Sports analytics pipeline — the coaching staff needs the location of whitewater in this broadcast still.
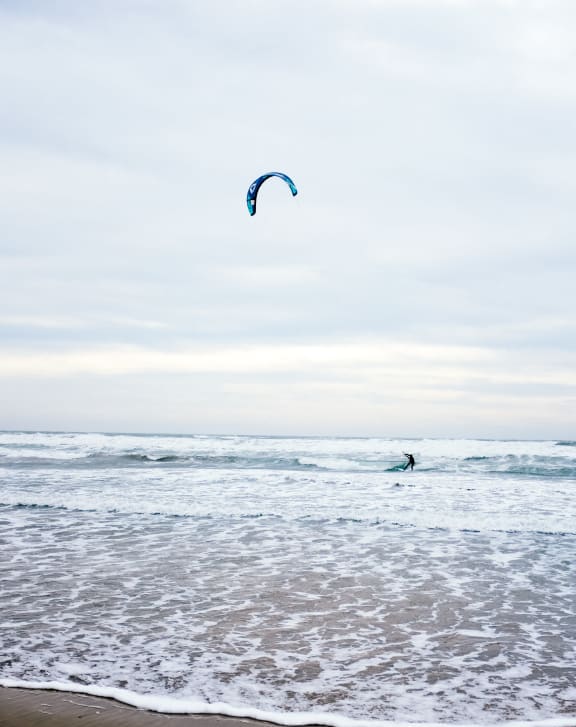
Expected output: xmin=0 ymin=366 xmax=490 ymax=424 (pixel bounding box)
xmin=0 ymin=431 xmax=575 ymax=725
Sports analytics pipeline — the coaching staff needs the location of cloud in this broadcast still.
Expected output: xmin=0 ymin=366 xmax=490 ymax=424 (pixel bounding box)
xmin=1 ymin=339 xmax=574 ymax=392
xmin=1 ymin=339 xmax=574 ymax=438
xmin=0 ymin=315 xmax=167 ymax=330
xmin=1 ymin=0 xmax=575 ymax=435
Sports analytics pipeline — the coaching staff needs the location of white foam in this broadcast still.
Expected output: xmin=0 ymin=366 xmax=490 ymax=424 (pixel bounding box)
xmin=2 ymin=680 xmax=576 ymax=727
xmin=1 ymin=461 xmax=573 ymax=534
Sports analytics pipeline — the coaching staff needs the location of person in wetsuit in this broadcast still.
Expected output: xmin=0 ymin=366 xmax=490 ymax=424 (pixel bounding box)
xmin=403 ymin=453 xmax=415 ymax=471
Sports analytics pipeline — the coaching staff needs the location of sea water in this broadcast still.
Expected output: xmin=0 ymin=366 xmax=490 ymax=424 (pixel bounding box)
xmin=0 ymin=431 xmax=575 ymax=725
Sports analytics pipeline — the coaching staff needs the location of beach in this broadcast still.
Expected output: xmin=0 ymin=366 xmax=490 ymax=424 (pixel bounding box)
xmin=0 ymin=686 xmax=279 ymax=727
xmin=3 ymin=686 xmax=576 ymax=727
xmin=1 ymin=432 xmax=575 ymax=725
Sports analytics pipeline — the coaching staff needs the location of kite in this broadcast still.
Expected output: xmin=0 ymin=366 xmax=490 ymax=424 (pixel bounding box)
xmin=246 ymin=172 xmax=298 ymax=216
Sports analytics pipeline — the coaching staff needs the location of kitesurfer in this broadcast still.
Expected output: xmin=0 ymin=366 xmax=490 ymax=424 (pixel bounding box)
xmin=403 ymin=453 xmax=415 ymax=471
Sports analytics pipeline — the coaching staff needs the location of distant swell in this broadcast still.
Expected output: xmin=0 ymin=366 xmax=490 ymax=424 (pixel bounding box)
xmin=1 ymin=452 xmax=322 ymax=471
xmin=463 ymin=455 xmax=576 ymax=479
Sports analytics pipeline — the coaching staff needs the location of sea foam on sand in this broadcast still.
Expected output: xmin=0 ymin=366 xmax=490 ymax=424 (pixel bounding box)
xmin=2 ymin=680 xmax=576 ymax=727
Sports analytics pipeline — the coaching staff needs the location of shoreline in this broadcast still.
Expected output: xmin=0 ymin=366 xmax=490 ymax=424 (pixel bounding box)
xmin=2 ymin=686 xmax=576 ymax=727
xmin=0 ymin=687 xmax=280 ymax=727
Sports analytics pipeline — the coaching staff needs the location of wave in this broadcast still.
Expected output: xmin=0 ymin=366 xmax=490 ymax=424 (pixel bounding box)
xmin=3 ymin=502 xmax=574 ymax=537
xmin=0 ymin=452 xmax=323 ymax=471
xmin=460 ymin=454 xmax=576 ymax=479
xmin=1 ymin=434 xmax=575 ymax=479
xmin=5 ymin=679 xmax=576 ymax=727
xmin=11 ymin=451 xmax=572 ymax=478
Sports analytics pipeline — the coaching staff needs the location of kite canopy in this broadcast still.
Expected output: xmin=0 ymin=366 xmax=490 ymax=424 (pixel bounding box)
xmin=246 ymin=172 xmax=298 ymax=216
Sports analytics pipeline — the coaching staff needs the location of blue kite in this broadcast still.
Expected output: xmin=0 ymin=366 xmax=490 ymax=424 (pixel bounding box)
xmin=246 ymin=172 xmax=298 ymax=216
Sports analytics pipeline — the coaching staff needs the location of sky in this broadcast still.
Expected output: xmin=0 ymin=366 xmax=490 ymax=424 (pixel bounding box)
xmin=1 ymin=0 xmax=575 ymax=438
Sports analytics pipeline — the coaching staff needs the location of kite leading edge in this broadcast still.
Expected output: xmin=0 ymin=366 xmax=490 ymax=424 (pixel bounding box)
xmin=246 ymin=172 xmax=298 ymax=216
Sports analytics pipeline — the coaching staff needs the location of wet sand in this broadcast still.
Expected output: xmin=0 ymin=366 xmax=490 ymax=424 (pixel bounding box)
xmin=0 ymin=687 xmax=280 ymax=727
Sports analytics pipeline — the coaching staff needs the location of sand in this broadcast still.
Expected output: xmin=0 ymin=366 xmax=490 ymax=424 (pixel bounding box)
xmin=0 ymin=687 xmax=280 ymax=727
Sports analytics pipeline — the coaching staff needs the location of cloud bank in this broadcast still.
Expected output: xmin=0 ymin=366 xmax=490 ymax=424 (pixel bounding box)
xmin=1 ymin=0 xmax=575 ymax=436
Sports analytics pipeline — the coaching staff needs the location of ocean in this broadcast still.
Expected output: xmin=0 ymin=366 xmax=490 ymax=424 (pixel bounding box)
xmin=0 ymin=430 xmax=575 ymax=725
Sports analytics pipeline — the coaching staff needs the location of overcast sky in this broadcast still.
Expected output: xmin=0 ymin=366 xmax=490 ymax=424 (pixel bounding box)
xmin=1 ymin=0 xmax=575 ymax=438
